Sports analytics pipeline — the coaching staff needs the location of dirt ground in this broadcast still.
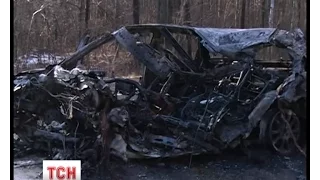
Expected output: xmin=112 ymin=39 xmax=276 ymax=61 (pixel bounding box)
xmin=14 ymin=151 xmax=306 ymax=180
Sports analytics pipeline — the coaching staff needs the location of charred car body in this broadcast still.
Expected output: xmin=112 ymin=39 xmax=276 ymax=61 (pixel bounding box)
xmin=14 ymin=24 xmax=306 ymax=163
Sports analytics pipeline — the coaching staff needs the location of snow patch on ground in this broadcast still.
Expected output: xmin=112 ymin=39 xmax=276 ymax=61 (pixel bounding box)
xmin=19 ymin=53 xmax=65 ymax=65
xmin=17 ymin=51 xmax=66 ymax=68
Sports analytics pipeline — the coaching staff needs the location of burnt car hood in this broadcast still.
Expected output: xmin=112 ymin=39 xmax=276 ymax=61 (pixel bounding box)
xmin=195 ymin=27 xmax=306 ymax=74
xmin=194 ymin=27 xmax=305 ymax=73
xmin=193 ymin=28 xmax=277 ymax=56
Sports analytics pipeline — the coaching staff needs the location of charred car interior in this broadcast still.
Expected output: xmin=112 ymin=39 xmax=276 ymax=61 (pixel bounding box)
xmin=13 ymin=24 xmax=306 ymax=169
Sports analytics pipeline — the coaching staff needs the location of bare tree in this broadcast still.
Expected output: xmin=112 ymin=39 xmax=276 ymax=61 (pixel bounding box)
xmin=157 ymin=0 xmax=170 ymax=23
xmin=157 ymin=0 xmax=163 ymax=23
xmin=79 ymin=0 xmax=85 ymax=38
xmin=217 ymin=0 xmax=221 ymax=25
xmin=298 ymin=0 xmax=302 ymax=28
xmin=13 ymin=0 xmax=307 ymax=74
xmin=85 ymin=0 xmax=90 ymax=30
xmin=290 ymin=0 xmax=296 ymax=29
xmin=114 ymin=0 xmax=120 ymax=28
xmin=199 ymin=0 xmax=203 ymax=26
xmin=240 ymin=0 xmax=246 ymax=28
xmin=261 ymin=0 xmax=268 ymax=27
xmin=183 ymin=0 xmax=191 ymax=25
xmin=183 ymin=0 xmax=191 ymax=55
xmin=133 ymin=0 xmax=140 ymax=24
xmin=268 ymin=0 xmax=275 ymax=27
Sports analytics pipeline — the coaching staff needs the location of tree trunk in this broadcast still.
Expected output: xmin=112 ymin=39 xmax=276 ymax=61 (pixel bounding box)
xmin=261 ymin=0 xmax=269 ymax=27
xmin=224 ymin=0 xmax=233 ymax=27
xmin=132 ymin=0 xmax=141 ymax=70
xmin=157 ymin=0 xmax=169 ymax=23
xmin=183 ymin=0 xmax=191 ymax=55
xmin=168 ymin=0 xmax=173 ymax=24
xmin=246 ymin=0 xmax=251 ymax=27
xmin=133 ymin=0 xmax=140 ymax=24
xmin=234 ymin=0 xmax=238 ymax=27
xmin=85 ymin=0 xmax=90 ymax=30
xmin=96 ymin=1 xmax=104 ymax=18
xmin=268 ymin=0 xmax=275 ymax=59
xmin=172 ymin=0 xmax=181 ymax=12
xmin=115 ymin=0 xmax=119 ymax=19
xmin=14 ymin=34 xmax=18 ymax=63
xmin=217 ymin=0 xmax=221 ymax=26
xmin=169 ymin=0 xmax=181 ymax=24
xmin=268 ymin=0 xmax=274 ymax=27
xmin=240 ymin=0 xmax=246 ymax=28
xmin=290 ymin=0 xmax=295 ymax=30
xmin=105 ymin=0 xmax=109 ymax=20
xmin=78 ymin=0 xmax=86 ymax=38
xmin=54 ymin=16 xmax=59 ymax=41
xmin=183 ymin=0 xmax=191 ymax=25
xmin=200 ymin=0 xmax=203 ymax=26
xmin=298 ymin=0 xmax=302 ymax=28
xmin=114 ymin=0 xmax=120 ymax=27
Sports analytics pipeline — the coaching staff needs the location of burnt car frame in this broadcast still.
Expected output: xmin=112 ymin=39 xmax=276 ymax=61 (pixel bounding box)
xmin=13 ymin=24 xmax=306 ymax=162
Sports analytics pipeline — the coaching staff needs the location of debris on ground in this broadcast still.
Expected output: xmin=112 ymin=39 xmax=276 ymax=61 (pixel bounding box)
xmin=13 ymin=24 xmax=307 ymax=171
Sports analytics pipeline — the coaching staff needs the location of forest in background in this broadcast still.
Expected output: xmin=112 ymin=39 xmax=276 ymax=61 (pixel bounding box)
xmin=13 ymin=0 xmax=307 ymax=75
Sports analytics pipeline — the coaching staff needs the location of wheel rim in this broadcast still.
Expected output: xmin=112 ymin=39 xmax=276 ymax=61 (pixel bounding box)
xmin=269 ymin=110 xmax=300 ymax=155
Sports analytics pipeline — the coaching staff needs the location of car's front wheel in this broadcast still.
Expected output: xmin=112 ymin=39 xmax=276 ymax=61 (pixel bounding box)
xmin=266 ymin=108 xmax=301 ymax=155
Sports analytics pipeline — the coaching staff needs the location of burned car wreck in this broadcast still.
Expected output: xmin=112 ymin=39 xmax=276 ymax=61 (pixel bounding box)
xmin=14 ymin=24 xmax=306 ymax=165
